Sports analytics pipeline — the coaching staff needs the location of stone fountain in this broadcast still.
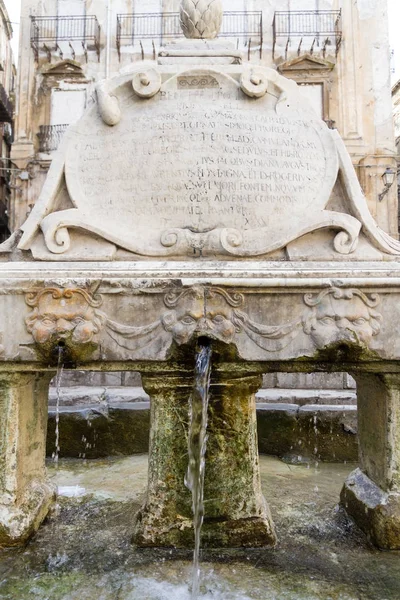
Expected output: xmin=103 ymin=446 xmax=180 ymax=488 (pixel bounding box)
xmin=1 ymin=3 xmax=400 ymax=552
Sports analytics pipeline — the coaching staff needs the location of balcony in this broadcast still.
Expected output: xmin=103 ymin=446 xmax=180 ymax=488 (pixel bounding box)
xmin=37 ymin=124 xmax=69 ymax=153
xmin=273 ymin=10 xmax=342 ymax=60
xmin=116 ymin=11 xmax=263 ymax=59
xmin=30 ymin=16 xmax=101 ymax=62
xmin=0 ymin=83 xmax=13 ymax=123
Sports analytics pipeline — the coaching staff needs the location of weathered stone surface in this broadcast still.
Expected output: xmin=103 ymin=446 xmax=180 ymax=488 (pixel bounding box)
xmin=275 ymin=372 xmax=348 ymax=390
xmin=353 ymin=373 xmax=400 ymax=492
xmin=4 ymin=275 xmax=397 ymax=365
xmin=48 ymin=386 xmax=106 ymax=407
xmin=256 ymin=388 xmax=357 ymax=406
xmin=0 ymin=373 xmax=55 ymax=547
xmin=257 ymin=404 xmax=358 ymax=463
xmin=45 ymin=395 xmax=357 ymax=462
xmin=180 ymin=0 xmax=223 ymax=40
xmin=338 ymin=372 xmax=400 ymax=548
xmin=47 ymin=403 xmax=150 ymax=459
xmin=17 ymin=63 xmax=400 ymax=260
xmin=341 ymin=468 xmax=400 ymax=550
xmin=2 ymin=54 xmax=400 ymax=553
xmin=133 ymin=370 xmax=276 ymax=548
xmin=48 ymin=385 xmax=149 ymax=407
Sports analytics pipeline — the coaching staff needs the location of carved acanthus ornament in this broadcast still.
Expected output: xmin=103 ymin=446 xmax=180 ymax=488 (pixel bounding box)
xmin=180 ymin=0 xmax=223 ymax=39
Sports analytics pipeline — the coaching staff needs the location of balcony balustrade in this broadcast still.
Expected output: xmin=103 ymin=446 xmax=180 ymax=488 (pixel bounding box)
xmin=37 ymin=124 xmax=69 ymax=154
xmin=116 ymin=11 xmax=263 ymax=59
xmin=30 ymin=16 xmax=101 ymax=62
xmin=273 ymin=10 xmax=342 ymax=60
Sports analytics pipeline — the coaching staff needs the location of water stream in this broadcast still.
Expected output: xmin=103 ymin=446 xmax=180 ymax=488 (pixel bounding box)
xmin=185 ymin=341 xmax=212 ymax=599
xmin=52 ymin=345 xmax=65 ymax=466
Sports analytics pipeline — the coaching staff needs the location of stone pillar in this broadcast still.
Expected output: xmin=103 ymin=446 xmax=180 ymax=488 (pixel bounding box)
xmin=0 ymin=373 xmax=55 ymax=547
xmin=133 ymin=369 xmax=276 ymax=548
xmin=341 ymin=373 xmax=400 ymax=549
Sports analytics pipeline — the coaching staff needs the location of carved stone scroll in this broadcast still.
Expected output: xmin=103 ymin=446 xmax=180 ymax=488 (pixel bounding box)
xmin=96 ymin=81 xmax=121 ymax=126
xmin=132 ymin=69 xmax=162 ymax=99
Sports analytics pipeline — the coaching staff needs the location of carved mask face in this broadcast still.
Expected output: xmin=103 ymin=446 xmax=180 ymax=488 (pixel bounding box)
xmin=308 ymin=296 xmax=376 ymax=348
xmin=30 ymin=293 xmax=99 ymax=345
xmin=162 ymin=292 xmax=236 ymax=345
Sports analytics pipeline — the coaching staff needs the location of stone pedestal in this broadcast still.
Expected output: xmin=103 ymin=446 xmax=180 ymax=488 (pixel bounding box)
xmin=133 ymin=369 xmax=276 ymax=548
xmin=341 ymin=373 xmax=400 ymax=549
xmin=0 ymin=373 xmax=55 ymax=547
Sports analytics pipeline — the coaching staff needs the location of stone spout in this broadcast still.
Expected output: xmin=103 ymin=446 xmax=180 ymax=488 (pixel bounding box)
xmin=180 ymin=0 xmax=223 ymax=39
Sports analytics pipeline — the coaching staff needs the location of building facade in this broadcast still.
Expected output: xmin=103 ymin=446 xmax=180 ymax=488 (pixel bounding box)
xmin=10 ymin=0 xmax=398 ymax=238
xmin=0 ymin=1 xmax=15 ymax=242
xmin=392 ymin=78 xmax=400 ymax=231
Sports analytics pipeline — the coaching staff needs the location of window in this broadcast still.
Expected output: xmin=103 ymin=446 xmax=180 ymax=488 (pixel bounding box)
xmin=50 ymin=89 xmax=87 ymax=126
xmin=298 ymin=83 xmax=324 ymax=118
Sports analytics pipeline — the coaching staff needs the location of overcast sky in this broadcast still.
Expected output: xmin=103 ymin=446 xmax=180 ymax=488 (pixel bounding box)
xmin=3 ymin=0 xmax=400 ymax=81
xmin=4 ymin=0 xmax=20 ymax=57
xmin=388 ymin=0 xmax=400 ymax=81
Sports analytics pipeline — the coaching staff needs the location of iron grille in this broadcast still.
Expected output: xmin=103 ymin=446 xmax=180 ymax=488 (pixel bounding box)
xmin=273 ymin=10 xmax=342 ymax=59
xmin=37 ymin=124 xmax=69 ymax=153
xmin=30 ymin=16 xmax=101 ymax=62
xmin=116 ymin=11 xmax=263 ymax=59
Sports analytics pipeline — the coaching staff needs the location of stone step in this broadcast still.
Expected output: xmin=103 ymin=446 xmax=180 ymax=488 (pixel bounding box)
xmin=48 ymin=386 xmax=356 ymax=407
xmin=56 ymin=371 xmax=357 ymax=390
xmin=48 ymin=386 xmax=150 ymax=407
xmin=255 ymin=388 xmax=357 ymax=405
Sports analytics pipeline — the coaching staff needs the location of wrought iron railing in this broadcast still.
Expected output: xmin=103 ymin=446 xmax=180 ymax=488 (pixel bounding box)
xmin=0 ymin=83 xmax=13 ymax=123
xmin=30 ymin=16 xmax=101 ymax=62
xmin=117 ymin=11 xmax=263 ymax=59
xmin=37 ymin=124 xmax=69 ymax=153
xmin=273 ymin=10 xmax=342 ymax=59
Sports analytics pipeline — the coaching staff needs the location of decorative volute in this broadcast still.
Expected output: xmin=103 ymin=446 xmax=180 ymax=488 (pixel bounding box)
xmin=180 ymin=0 xmax=223 ymax=39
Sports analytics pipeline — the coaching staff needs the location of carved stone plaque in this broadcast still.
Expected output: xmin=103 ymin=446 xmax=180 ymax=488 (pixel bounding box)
xmin=25 ymin=64 xmax=400 ymax=258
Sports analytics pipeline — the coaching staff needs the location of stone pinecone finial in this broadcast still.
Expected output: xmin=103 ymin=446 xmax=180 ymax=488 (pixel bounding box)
xmin=180 ymin=0 xmax=223 ymax=39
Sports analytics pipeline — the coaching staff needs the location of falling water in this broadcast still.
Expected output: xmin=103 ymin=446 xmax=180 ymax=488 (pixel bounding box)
xmin=185 ymin=341 xmax=212 ymax=599
xmin=52 ymin=345 xmax=65 ymax=466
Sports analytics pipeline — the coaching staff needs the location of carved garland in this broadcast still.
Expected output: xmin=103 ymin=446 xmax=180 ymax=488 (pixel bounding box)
xmin=24 ymin=286 xmax=383 ymax=357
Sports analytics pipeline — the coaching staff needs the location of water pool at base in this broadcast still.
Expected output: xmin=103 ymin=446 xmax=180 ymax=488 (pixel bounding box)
xmin=0 ymin=455 xmax=399 ymax=600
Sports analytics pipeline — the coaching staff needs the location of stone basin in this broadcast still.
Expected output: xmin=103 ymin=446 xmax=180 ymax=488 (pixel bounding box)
xmin=1 ymin=260 xmax=400 ymax=550
xmin=0 ymin=455 xmax=399 ymax=600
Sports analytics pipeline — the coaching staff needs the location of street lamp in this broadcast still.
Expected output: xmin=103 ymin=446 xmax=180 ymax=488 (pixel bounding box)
xmin=378 ymin=167 xmax=396 ymax=202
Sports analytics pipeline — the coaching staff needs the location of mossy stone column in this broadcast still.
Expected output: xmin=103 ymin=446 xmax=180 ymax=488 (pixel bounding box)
xmin=133 ymin=369 xmax=276 ymax=548
xmin=0 ymin=372 xmax=55 ymax=547
xmin=341 ymin=373 xmax=400 ymax=549
xmin=203 ymin=372 xmax=276 ymax=547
